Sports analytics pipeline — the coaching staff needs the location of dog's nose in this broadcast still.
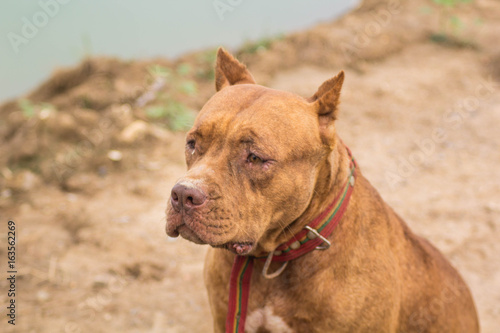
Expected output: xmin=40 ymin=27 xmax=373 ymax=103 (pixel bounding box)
xmin=171 ymin=184 xmax=207 ymax=212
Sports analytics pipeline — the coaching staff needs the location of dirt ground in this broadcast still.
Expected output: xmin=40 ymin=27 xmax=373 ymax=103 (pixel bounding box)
xmin=0 ymin=0 xmax=499 ymax=332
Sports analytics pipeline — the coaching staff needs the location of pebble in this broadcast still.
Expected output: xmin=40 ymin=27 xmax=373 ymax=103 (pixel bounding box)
xmin=118 ymin=120 xmax=149 ymax=143
xmin=37 ymin=290 xmax=50 ymax=302
xmin=107 ymin=150 xmax=123 ymax=161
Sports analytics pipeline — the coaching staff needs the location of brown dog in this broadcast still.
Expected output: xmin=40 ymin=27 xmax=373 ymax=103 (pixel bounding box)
xmin=165 ymin=48 xmax=479 ymax=332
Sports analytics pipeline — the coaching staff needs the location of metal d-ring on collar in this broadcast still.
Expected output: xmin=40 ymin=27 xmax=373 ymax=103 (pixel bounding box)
xmin=262 ymin=226 xmax=331 ymax=279
xmin=304 ymin=225 xmax=331 ymax=250
xmin=262 ymin=250 xmax=288 ymax=279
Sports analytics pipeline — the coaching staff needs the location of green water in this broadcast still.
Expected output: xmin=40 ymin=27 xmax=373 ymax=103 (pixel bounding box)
xmin=0 ymin=0 xmax=358 ymax=103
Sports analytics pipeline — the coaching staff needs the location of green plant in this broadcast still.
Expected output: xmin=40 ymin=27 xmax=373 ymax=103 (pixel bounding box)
xmin=18 ymin=99 xmax=35 ymax=118
xmin=425 ymin=0 xmax=478 ymax=47
xmin=147 ymin=63 xmax=197 ymax=95
xmin=147 ymin=64 xmax=171 ymax=79
xmin=240 ymin=34 xmax=284 ymax=55
xmin=18 ymin=99 xmax=55 ymax=118
xmin=176 ymin=63 xmax=192 ymax=76
xmin=178 ymin=80 xmax=197 ymax=95
xmin=434 ymin=0 xmax=471 ymax=32
xmin=432 ymin=0 xmax=471 ymax=6
xmin=196 ymin=49 xmax=217 ymax=80
xmin=144 ymin=63 xmax=198 ymax=131
xmin=145 ymin=98 xmax=195 ymax=131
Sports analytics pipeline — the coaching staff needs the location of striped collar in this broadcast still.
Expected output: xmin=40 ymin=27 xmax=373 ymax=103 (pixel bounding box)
xmin=225 ymin=146 xmax=357 ymax=333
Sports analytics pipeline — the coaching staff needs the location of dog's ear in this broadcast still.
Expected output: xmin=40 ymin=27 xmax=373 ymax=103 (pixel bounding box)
xmin=308 ymin=71 xmax=345 ymax=146
xmin=215 ymin=48 xmax=256 ymax=92
xmin=309 ymin=70 xmax=344 ymax=119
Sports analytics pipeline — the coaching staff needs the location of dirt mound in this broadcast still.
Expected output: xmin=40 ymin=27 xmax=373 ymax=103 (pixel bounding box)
xmin=0 ymin=55 xmax=216 ymax=203
xmin=235 ymin=0 xmax=487 ymax=82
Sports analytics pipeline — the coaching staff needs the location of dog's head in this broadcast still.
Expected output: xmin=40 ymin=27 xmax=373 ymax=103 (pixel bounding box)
xmin=165 ymin=48 xmax=344 ymax=255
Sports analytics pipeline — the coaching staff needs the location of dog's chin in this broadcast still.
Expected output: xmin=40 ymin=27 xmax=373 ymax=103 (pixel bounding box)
xmin=166 ymin=212 xmax=256 ymax=255
xmin=178 ymin=226 xmax=255 ymax=255
xmin=176 ymin=225 xmax=207 ymax=245
xmin=172 ymin=224 xmax=255 ymax=255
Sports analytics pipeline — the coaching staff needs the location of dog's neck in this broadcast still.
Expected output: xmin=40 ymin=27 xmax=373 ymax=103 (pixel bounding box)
xmin=257 ymin=137 xmax=354 ymax=253
xmin=310 ymin=138 xmax=353 ymax=218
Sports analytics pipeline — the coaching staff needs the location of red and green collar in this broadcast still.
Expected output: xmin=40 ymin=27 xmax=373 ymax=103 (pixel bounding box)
xmin=226 ymin=147 xmax=357 ymax=333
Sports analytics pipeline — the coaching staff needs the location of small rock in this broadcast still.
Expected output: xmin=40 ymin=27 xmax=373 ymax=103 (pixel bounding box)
xmin=38 ymin=108 xmax=53 ymax=120
xmin=37 ymin=290 xmax=50 ymax=302
xmin=46 ymin=112 xmax=80 ymax=139
xmin=57 ymin=113 xmax=78 ymax=131
xmin=107 ymin=150 xmax=123 ymax=161
xmin=118 ymin=120 xmax=149 ymax=144
xmin=485 ymin=202 xmax=500 ymax=213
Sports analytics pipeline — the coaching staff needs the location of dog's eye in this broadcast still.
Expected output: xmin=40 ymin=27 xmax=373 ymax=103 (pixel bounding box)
xmin=186 ymin=140 xmax=196 ymax=151
xmin=247 ymin=153 xmax=263 ymax=164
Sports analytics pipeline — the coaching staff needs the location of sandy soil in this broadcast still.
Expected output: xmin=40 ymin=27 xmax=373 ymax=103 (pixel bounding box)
xmin=0 ymin=0 xmax=499 ymax=332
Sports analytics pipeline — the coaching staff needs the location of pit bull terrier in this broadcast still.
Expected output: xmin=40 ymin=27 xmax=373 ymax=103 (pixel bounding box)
xmin=165 ymin=48 xmax=479 ymax=332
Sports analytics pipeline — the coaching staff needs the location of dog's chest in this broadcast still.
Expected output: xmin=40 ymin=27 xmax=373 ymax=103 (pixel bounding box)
xmin=245 ymin=306 xmax=294 ymax=333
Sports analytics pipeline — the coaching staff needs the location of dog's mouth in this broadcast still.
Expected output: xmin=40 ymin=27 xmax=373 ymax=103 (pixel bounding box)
xmin=173 ymin=224 xmax=206 ymax=244
xmin=177 ymin=225 xmax=255 ymax=255
xmin=178 ymin=224 xmax=255 ymax=255
xmin=167 ymin=215 xmax=255 ymax=255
